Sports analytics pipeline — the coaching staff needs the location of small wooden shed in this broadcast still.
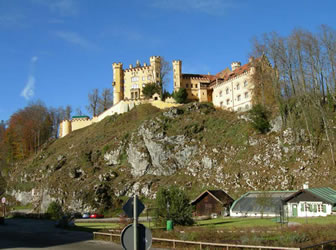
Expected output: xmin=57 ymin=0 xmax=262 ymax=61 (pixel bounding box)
xmin=190 ymin=190 xmax=234 ymax=217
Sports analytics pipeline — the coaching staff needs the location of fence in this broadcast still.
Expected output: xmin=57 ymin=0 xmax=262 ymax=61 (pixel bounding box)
xmin=93 ymin=232 xmax=300 ymax=249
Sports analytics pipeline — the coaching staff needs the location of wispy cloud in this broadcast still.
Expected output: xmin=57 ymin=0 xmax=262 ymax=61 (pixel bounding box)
xmin=32 ymin=0 xmax=78 ymax=16
xmin=21 ymin=56 xmax=38 ymax=100
xmin=54 ymin=31 xmax=97 ymax=50
xmin=149 ymin=0 xmax=237 ymax=15
xmin=0 ymin=13 xmax=25 ymax=28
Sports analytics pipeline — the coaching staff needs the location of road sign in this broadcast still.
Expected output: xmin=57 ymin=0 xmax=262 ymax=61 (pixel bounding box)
xmin=123 ymin=196 xmax=145 ymax=218
xmin=1 ymin=197 xmax=5 ymax=204
xmin=121 ymin=223 xmax=152 ymax=250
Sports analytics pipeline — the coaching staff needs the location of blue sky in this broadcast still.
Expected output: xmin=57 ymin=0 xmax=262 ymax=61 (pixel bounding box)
xmin=1 ymin=0 xmax=336 ymax=121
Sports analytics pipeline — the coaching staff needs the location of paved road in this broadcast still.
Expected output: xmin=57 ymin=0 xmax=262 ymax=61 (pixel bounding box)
xmin=0 ymin=218 xmax=123 ymax=250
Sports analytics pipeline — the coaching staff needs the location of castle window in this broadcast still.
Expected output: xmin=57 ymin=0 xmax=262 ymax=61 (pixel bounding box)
xmin=237 ymin=95 xmax=241 ymax=101
xmin=245 ymin=92 xmax=249 ymax=98
xmin=226 ymin=99 xmax=230 ymax=105
xmin=245 ymin=104 xmax=249 ymax=109
xmin=131 ymin=93 xmax=134 ymax=99
xmin=219 ymin=91 xmax=222 ymax=97
xmin=220 ymin=101 xmax=223 ymax=107
xmin=131 ymin=77 xmax=139 ymax=82
xmin=142 ymin=76 xmax=145 ymax=81
xmin=147 ymin=76 xmax=152 ymax=80
xmin=237 ymin=83 xmax=240 ymax=90
xmin=238 ymin=107 xmax=241 ymax=111
xmin=244 ymin=81 xmax=248 ymax=87
xmin=186 ymin=84 xmax=189 ymax=88
xmin=226 ymin=88 xmax=229 ymax=94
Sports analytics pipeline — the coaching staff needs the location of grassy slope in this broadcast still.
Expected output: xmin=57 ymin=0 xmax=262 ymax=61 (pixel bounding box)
xmin=6 ymin=102 xmax=336 ymax=212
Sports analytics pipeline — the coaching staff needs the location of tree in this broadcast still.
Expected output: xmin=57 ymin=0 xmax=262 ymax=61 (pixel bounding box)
xmin=142 ymin=82 xmax=161 ymax=99
xmin=65 ymin=105 xmax=72 ymax=120
xmin=172 ymin=88 xmax=188 ymax=103
xmin=158 ymin=57 xmax=172 ymax=99
xmin=86 ymin=88 xmax=99 ymax=116
xmin=98 ymin=88 xmax=113 ymax=113
xmin=155 ymin=185 xmax=194 ymax=226
xmin=249 ymin=104 xmax=271 ymax=134
xmin=4 ymin=102 xmax=53 ymax=159
xmin=47 ymin=201 xmax=63 ymax=220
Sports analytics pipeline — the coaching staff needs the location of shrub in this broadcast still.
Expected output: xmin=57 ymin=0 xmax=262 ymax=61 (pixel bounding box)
xmin=155 ymin=185 xmax=194 ymax=226
xmin=249 ymin=104 xmax=271 ymax=134
xmin=142 ymin=83 xmax=161 ymax=99
xmin=172 ymin=88 xmax=188 ymax=104
xmin=47 ymin=201 xmax=63 ymax=220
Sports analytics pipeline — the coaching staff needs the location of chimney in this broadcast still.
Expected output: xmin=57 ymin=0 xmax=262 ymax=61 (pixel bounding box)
xmin=303 ymin=182 xmax=309 ymax=189
xmin=231 ymin=62 xmax=241 ymax=71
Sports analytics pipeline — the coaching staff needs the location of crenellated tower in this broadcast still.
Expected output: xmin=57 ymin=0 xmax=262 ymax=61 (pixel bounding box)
xmin=112 ymin=62 xmax=124 ymax=105
xmin=150 ymin=56 xmax=161 ymax=83
xmin=172 ymin=60 xmax=182 ymax=91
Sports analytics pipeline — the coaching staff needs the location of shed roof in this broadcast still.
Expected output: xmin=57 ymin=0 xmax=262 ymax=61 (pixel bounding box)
xmin=308 ymin=187 xmax=336 ymax=205
xmin=284 ymin=187 xmax=336 ymax=205
xmin=190 ymin=189 xmax=234 ymax=205
xmin=231 ymin=191 xmax=296 ymax=214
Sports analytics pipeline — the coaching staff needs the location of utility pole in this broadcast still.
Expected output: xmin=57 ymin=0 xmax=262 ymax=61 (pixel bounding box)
xmin=133 ymin=194 xmax=138 ymax=250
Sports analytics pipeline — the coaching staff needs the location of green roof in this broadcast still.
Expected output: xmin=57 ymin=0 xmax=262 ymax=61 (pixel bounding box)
xmin=72 ymin=115 xmax=89 ymax=119
xmin=308 ymin=187 xmax=336 ymax=205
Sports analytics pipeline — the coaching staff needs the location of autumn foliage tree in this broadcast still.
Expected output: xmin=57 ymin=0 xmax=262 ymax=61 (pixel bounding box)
xmin=3 ymin=102 xmax=53 ymax=161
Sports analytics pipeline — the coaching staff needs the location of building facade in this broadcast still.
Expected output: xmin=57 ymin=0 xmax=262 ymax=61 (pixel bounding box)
xmin=113 ymin=56 xmax=161 ymax=105
xmin=210 ymin=60 xmax=254 ymax=112
xmin=284 ymin=187 xmax=336 ymax=217
xmin=173 ymin=57 xmax=261 ymax=112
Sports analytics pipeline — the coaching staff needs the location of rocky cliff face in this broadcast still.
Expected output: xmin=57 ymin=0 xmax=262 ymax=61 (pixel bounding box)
xmin=5 ymin=103 xmax=336 ymax=213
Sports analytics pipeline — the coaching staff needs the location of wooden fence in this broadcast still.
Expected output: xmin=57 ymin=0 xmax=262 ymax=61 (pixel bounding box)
xmin=93 ymin=232 xmax=301 ymax=249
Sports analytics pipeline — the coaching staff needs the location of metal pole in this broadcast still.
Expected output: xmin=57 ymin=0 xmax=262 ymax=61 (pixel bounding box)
xmin=134 ymin=194 xmax=138 ymax=250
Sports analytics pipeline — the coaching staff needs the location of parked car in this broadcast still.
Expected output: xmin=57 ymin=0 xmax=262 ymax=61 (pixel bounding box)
xmin=82 ymin=213 xmax=90 ymax=218
xmin=90 ymin=213 xmax=104 ymax=218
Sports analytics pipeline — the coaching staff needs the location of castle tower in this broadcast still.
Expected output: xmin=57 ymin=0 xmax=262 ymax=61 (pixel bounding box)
xmin=59 ymin=120 xmax=71 ymax=138
xmin=150 ymin=56 xmax=161 ymax=83
xmin=173 ymin=60 xmax=182 ymax=91
xmin=112 ymin=62 xmax=124 ymax=105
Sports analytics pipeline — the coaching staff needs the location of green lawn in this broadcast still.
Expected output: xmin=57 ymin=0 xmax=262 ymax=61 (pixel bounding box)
xmin=75 ymin=215 xmax=336 ymax=232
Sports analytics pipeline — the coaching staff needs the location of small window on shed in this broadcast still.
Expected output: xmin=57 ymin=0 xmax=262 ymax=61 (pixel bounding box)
xmin=301 ymin=204 xmax=304 ymax=212
xmin=323 ymin=204 xmax=327 ymax=213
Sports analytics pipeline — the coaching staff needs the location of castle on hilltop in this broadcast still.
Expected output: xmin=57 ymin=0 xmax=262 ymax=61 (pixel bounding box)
xmin=173 ymin=57 xmax=257 ymax=112
xmin=113 ymin=56 xmax=161 ymax=105
xmin=59 ymin=55 xmax=264 ymax=138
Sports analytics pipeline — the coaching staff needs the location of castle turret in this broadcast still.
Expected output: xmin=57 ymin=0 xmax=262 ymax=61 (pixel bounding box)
xmin=150 ymin=56 xmax=161 ymax=83
xmin=59 ymin=120 xmax=71 ymax=138
xmin=231 ymin=62 xmax=241 ymax=71
xmin=173 ymin=60 xmax=182 ymax=91
xmin=112 ymin=62 xmax=124 ymax=105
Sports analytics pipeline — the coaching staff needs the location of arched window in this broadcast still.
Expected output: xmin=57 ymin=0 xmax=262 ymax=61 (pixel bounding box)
xmin=219 ymin=91 xmax=222 ymax=97
xmin=226 ymin=88 xmax=229 ymax=94
xmin=237 ymin=83 xmax=240 ymax=90
xmin=244 ymin=81 xmax=248 ymax=87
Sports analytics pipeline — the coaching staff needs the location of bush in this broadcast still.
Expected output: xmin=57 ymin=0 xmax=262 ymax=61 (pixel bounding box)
xmin=142 ymin=83 xmax=161 ymax=99
xmin=172 ymin=88 xmax=188 ymax=104
xmin=155 ymin=185 xmax=194 ymax=226
xmin=249 ymin=104 xmax=271 ymax=134
xmin=47 ymin=201 xmax=63 ymax=220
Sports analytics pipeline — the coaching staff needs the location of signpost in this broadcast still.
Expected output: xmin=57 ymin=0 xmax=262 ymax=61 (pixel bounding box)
xmin=121 ymin=195 xmax=152 ymax=250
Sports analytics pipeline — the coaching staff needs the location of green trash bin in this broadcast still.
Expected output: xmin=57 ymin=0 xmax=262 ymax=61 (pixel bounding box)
xmin=166 ymin=220 xmax=173 ymax=231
